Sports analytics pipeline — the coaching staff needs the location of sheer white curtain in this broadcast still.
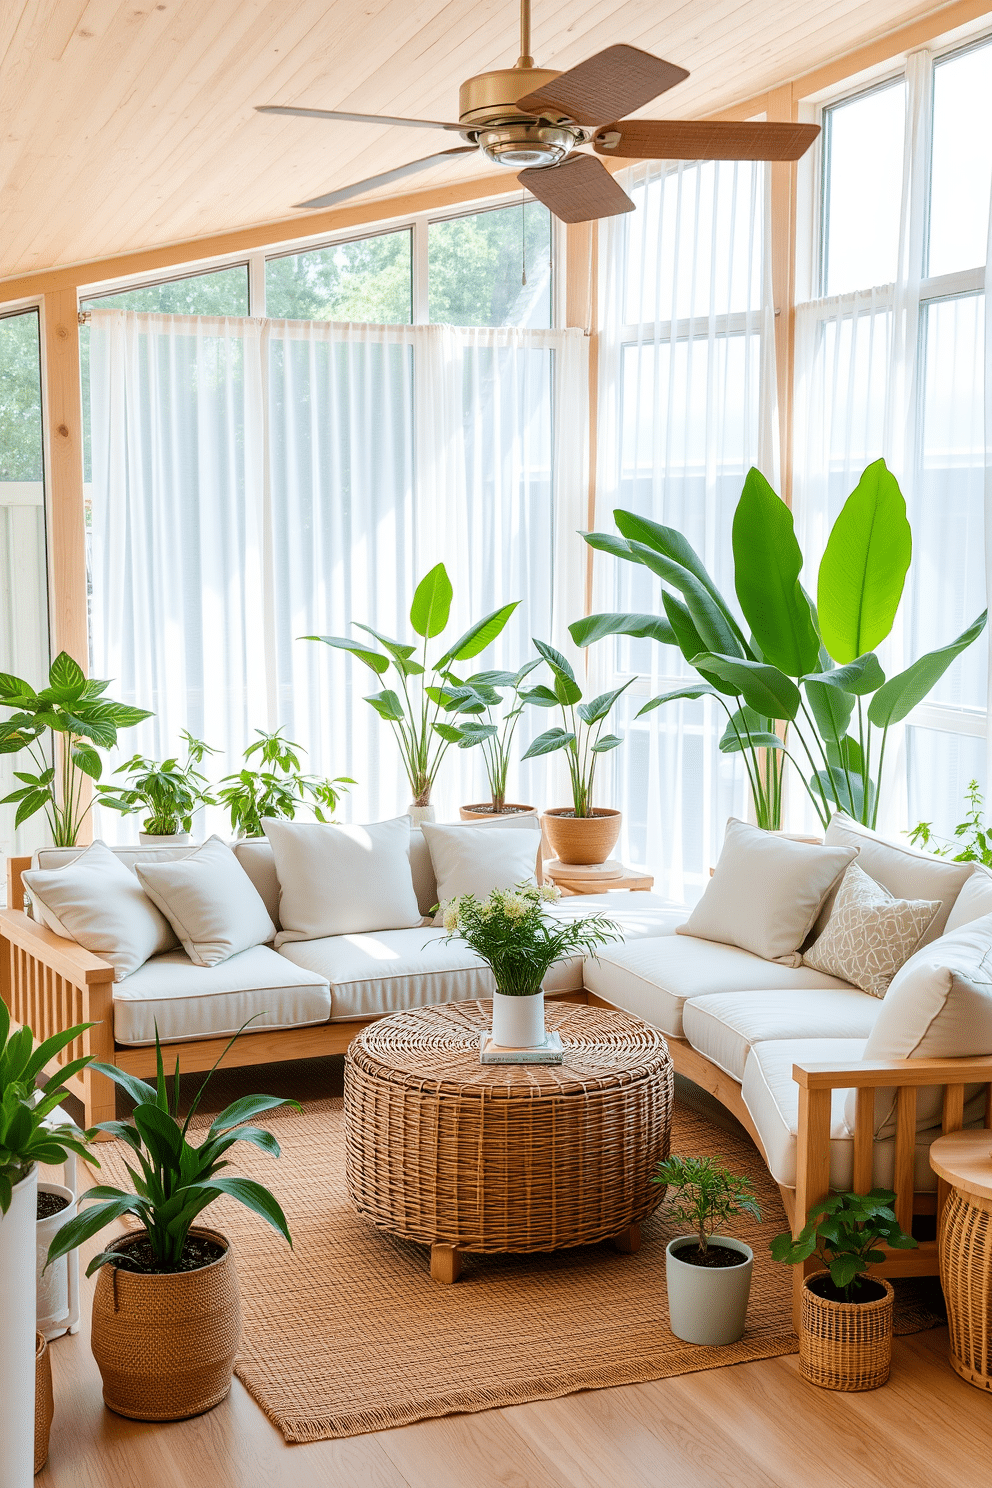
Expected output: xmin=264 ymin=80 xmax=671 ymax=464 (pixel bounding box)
xmin=88 ymin=310 xmax=585 ymax=836
xmin=793 ymin=48 xmax=990 ymax=838
xmin=591 ymin=159 xmax=778 ymax=902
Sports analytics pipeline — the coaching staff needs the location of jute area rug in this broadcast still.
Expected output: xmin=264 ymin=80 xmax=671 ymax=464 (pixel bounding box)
xmin=92 ymin=1076 xmax=942 ymax=1444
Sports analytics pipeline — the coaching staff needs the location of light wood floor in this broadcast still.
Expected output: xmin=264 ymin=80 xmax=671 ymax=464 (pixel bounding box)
xmin=36 ymin=1062 xmax=989 ymax=1488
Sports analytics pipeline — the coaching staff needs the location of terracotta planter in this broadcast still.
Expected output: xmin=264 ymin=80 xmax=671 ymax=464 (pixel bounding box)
xmin=541 ymin=808 xmax=621 ymax=866
xmin=35 ymin=1332 xmax=53 ymax=1475
xmin=799 ymin=1271 xmax=894 ymax=1391
xmin=90 ymin=1227 xmax=241 ymax=1421
xmin=459 ymin=803 xmax=538 ymax=822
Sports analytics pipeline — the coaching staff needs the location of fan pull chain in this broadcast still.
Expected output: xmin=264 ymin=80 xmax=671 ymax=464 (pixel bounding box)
xmin=521 ymin=191 xmax=527 ymax=287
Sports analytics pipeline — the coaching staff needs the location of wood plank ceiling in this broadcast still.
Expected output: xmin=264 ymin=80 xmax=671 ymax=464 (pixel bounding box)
xmin=0 ymin=0 xmax=965 ymax=280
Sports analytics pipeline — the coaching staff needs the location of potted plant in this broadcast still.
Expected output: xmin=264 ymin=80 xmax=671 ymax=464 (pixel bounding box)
xmin=573 ymin=461 xmax=987 ymax=831
xmin=521 ymin=640 xmax=634 ymax=865
xmin=770 ymin=1188 xmax=917 ymax=1390
xmin=304 ymin=563 xmax=518 ymax=821
xmin=439 ymin=882 xmax=620 ymax=1047
xmin=114 ymin=731 xmax=217 ymax=843
xmin=0 ymin=651 xmax=152 ymax=845
xmin=654 ymin=1154 xmax=762 ymax=1346
xmin=444 ymin=661 xmax=541 ymax=819
xmin=36 ymin=1175 xmax=78 ymax=1340
xmin=910 ymin=778 xmax=992 ymax=865
xmin=46 ymin=1027 xmax=298 ymax=1420
xmin=0 ymin=1003 xmax=95 ymax=1484
xmin=215 ymin=727 xmax=353 ymax=838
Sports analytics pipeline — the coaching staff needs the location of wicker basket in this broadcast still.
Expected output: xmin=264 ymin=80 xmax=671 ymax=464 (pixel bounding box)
xmin=800 ymin=1271 xmax=894 ymax=1391
xmin=541 ymin=808 xmax=622 ymax=866
xmin=90 ymin=1227 xmax=241 ymax=1421
xmin=34 ymin=1333 xmax=53 ymax=1475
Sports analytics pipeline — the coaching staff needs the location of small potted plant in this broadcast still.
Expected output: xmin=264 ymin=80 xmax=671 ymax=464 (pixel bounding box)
xmin=521 ymin=640 xmax=634 ymax=865
xmin=46 ymin=1027 xmax=298 ymax=1420
xmin=115 ymin=731 xmax=217 ymax=843
xmin=770 ymin=1189 xmax=917 ymax=1390
xmin=215 ymin=727 xmax=353 ymax=838
xmin=445 ymin=661 xmax=541 ymax=820
xmin=0 ymin=1003 xmax=95 ymax=1483
xmin=654 ymin=1154 xmax=762 ymax=1346
xmin=439 ymin=882 xmax=619 ymax=1047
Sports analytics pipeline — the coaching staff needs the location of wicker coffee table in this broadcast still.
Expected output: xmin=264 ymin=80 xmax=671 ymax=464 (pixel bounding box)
xmin=344 ymin=1000 xmax=673 ymax=1283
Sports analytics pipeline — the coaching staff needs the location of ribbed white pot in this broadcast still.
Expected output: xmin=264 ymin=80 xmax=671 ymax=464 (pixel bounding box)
xmin=138 ymin=831 xmax=192 ymax=845
xmin=665 ymin=1235 xmax=754 ymax=1346
xmin=37 ymin=1181 xmax=77 ymax=1340
xmin=407 ymin=804 xmax=436 ymax=825
xmin=1 ymin=1165 xmax=38 ymax=1488
xmin=491 ymin=990 xmax=545 ymax=1048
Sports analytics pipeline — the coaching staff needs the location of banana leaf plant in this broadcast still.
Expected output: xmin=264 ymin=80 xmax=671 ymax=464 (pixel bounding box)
xmin=435 ymin=659 xmax=541 ymax=811
xmin=574 ymin=460 xmax=987 ymax=830
xmin=0 ymin=652 xmax=153 ymax=846
xmin=519 ymin=639 xmax=635 ymax=817
xmin=304 ymin=564 xmax=518 ymax=808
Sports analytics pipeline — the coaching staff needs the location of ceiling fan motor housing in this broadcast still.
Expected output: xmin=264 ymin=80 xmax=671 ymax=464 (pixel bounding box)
xmin=459 ymin=67 xmax=586 ymax=167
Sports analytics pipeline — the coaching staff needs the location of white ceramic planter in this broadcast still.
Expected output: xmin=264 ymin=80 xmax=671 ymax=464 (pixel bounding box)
xmin=407 ymin=804 xmax=436 ymax=825
xmin=37 ymin=1180 xmax=77 ymax=1340
xmin=1 ymin=1165 xmax=38 ymax=1488
xmin=665 ymin=1234 xmax=754 ymax=1346
xmin=138 ymin=831 xmax=192 ymax=845
xmin=491 ymin=989 xmax=545 ymax=1048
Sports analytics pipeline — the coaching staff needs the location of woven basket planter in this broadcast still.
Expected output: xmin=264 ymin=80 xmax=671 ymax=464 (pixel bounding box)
xmin=34 ymin=1333 xmax=53 ymax=1475
xmin=799 ymin=1271 xmax=894 ymax=1391
xmin=541 ymin=808 xmax=621 ymax=866
xmin=91 ymin=1227 xmax=241 ymax=1421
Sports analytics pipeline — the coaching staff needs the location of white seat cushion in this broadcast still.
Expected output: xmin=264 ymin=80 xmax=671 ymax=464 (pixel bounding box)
xmin=113 ymin=945 xmax=331 ymax=1046
xmin=583 ymin=935 xmax=855 ymax=1039
xmin=740 ymin=1037 xmax=947 ymax=1193
xmin=683 ymin=988 xmax=882 ymax=1081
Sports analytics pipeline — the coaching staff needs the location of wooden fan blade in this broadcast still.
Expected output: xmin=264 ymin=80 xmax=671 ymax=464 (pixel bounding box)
xmin=518 ymin=154 xmax=634 ymax=224
xmin=594 ymin=119 xmax=821 ymax=162
xmin=258 ymin=106 xmax=465 ymax=133
xmin=294 ymin=147 xmax=476 ymax=210
xmin=516 ymin=46 xmax=689 ymax=128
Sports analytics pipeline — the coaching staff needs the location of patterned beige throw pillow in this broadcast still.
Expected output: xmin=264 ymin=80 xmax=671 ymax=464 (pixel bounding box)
xmin=802 ymin=862 xmax=941 ymax=999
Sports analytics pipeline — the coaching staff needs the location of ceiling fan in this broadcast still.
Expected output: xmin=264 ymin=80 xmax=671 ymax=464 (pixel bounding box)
xmin=257 ymin=0 xmax=820 ymax=224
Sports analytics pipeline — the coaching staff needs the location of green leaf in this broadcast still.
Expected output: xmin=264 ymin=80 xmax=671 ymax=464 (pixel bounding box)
xmin=14 ymin=789 xmax=50 ymax=828
xmin=867 ymin=611 xmax=988 ymax=727
xmin=521 ymin=728 xmax=576 ymax=760
xmin=519 ymin=684 xmax=559 ymax=708
xmin=814 ymin=767 xmax=874 ymax=821
xmin=47 ymin=651 xmax=87 ymax=701
xmin=637 ymin=684 xmax=716 ymax=717
xmin=532 ymin=639 xmax=577 ymax=684
xmin=577 ymin=683 xmax=632 ymax=724
xmin=409 ymin=564 xmax=453 ymax=639
xmin=732 ymin=467 xmax=821 ymax=676
xmin=0 ymin=672 xmax=35 ymax=699
xmin=817 ymin=459 xmax=912 ymax=663
xmin=660 ymin=593 xmax=740 ymax=698
xmin=568 ymin=612 xmax=677 ymax=648
xmin=804 ymin=677 xmax=855 ymax=745
xmin=303 ymin=636 xmax=390 ymax=676
xmin=432 ymin=723 xmax=464 ymax=743
xmin=209 ymin=1093 xmax=300 ymax=1135
xmin=363 ymin=688 xmax=406 ymax=722
xmin=72 ymin=744 xmax=103 ymax=780
xmin=612 ymin=509 xmax=734 ymax=622
xmin=351 ymin=624 xmax=417 ymax=662
xmin=804 ymin=653 xmax=886 ymax=696
xmin=439 ymin=602 xmax=519 ymax=663
xmin=451 ymin=722 xmax=498 ymax=747
xmin=626 ymin=542 xmax=745 ymax=659
xmin=591 ymin=733 xmax=623 ymax=753
xmin=692 ymin=655 xmax=800 ymax=721
xmin=185 ymin=1176 xmax=293 ymax=1247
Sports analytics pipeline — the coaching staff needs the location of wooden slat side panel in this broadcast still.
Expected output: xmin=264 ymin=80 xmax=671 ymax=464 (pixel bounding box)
xmin=893 ymin=1086 xmax=916 ymax=1236
xmin=852 ymin=1086 xmax=874 ymax=1193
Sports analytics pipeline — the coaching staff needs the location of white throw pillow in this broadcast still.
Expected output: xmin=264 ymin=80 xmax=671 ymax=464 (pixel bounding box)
xmin=802 ymin=862 xmax=940 ymax=999
xmin=422 ymin=822 xmax=543 ymax=922
xmin=263 ymin=816 xmax=423 ymax=946
xmin=945 ymin=865 xmax=992 ymax=934
xmin=677 ymin=817 xmax=857 ymax=966
xmin=845 ymin=912 xmax=992 ymax=1136
xmin=22 ymin=840 xmax=178 ymax=982
xmin=135 ymin=836 xmax=276 ymax=967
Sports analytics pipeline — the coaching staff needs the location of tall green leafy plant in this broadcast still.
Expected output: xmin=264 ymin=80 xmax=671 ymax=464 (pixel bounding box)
xmin=0 ymin=653 xmax=152 ymax=846
xmin=520 ymin=640 xmax=634 ymax=817
xmin=575 ymin=461 xmax=987 ymax=830
xmin=439 ymin=660 xmax=540 ymax=811
xmin=305 ymin=564 xmax=518 ymax=807
xmin=115 ymin=732 xmax=217 ymax=836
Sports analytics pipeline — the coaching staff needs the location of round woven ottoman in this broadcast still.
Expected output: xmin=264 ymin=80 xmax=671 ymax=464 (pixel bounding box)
xmin=344 ymin=999 xmax=673 ymax=1283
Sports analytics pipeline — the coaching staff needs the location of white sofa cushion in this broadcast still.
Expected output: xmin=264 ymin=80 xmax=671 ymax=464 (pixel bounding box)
xmin=23 ymin=840 xmax=179 ymax=981
xmin=422 ymin=821 xmax=543 ymax=921
xmin=945 ymin=866 xmax=992 ymax=933
xmin=819 ymin=812 xmax=973 ymax=944
xmin=112 ymin=945 xmax=331 ymax=1046
xmin=135 ymin=836 xmax=276 ymax=966
xmin=264 ymin=816 xmax=423 ymax=945
xmin=801 ymin=862 xmax=939 ymax=999
xmin=677 ymin=818 xmax=856 ymax=966
xmin=741 ymin=1037 xmax=945 ymax=1193
xmin=682 ymin=987 xmax=882 ymax=1081
xmin=582 ymin=935 xmax=855 ymax=1039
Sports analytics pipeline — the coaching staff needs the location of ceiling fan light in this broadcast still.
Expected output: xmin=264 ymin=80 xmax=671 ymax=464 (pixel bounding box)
xmin=477 ymin=124 xmax=577 ymax=169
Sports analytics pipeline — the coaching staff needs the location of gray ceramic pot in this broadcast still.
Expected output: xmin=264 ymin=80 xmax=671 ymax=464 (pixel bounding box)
xmin=665 ymin=1235 xmax=754 ymax=1346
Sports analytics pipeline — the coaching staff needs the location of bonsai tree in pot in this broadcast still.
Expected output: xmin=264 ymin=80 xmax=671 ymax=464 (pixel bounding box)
xmin=215 ymin=727 xmax=353 ymax=839
xmin=771 ymin=1188 xmax=917 ymax=1391
xmin=46 ymin=1026 xmax=298 ymax=1420
xmin=521 ymin=639 xmax=634 ymax=865
xmin=443 ymin=660 xmax=541 ymax=819
xmin=654 ymin=1154 xmax=762 ymax=1346
xmin=439 ymin=882 xmax=620 ymax=1048
xmin=114 ymin=731 xmax=217 ymax=842
xmin=304 ymin=563 xmax=518 ymax=821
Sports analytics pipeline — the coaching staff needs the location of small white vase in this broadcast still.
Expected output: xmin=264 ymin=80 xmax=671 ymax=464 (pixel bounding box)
xmin=36 ymin=1181 xmax=77 ymax=1340
xmin=407 ymin=803 xmax=436 ymax=825
xmin=491 ymin=989 xmax=545 ymax=1048
xmin=138 ymin=831 xmax=192 ymax=845
xmin=0 ymin=1165 xmax=38 ymax=1488
xmin=665 ymin=1234 xmax=754 ymax=1346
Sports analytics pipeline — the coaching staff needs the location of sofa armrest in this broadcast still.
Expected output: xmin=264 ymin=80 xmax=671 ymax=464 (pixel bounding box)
xmin=793 ymin=1055 xmax=992 ymax=1089
xmin=0 ymin=907 xmax=115 ymax=985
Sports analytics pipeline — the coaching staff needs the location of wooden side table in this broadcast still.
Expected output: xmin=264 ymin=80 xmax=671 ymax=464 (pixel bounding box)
xmin=545 ymin=859 xmax=655 ymax=895
xmin=930 ymin=1130 xmax=992 ymax=1391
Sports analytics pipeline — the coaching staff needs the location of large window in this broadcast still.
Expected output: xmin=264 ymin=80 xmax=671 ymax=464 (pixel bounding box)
xmin=265 ymin=230 xmax=412 ymax=323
